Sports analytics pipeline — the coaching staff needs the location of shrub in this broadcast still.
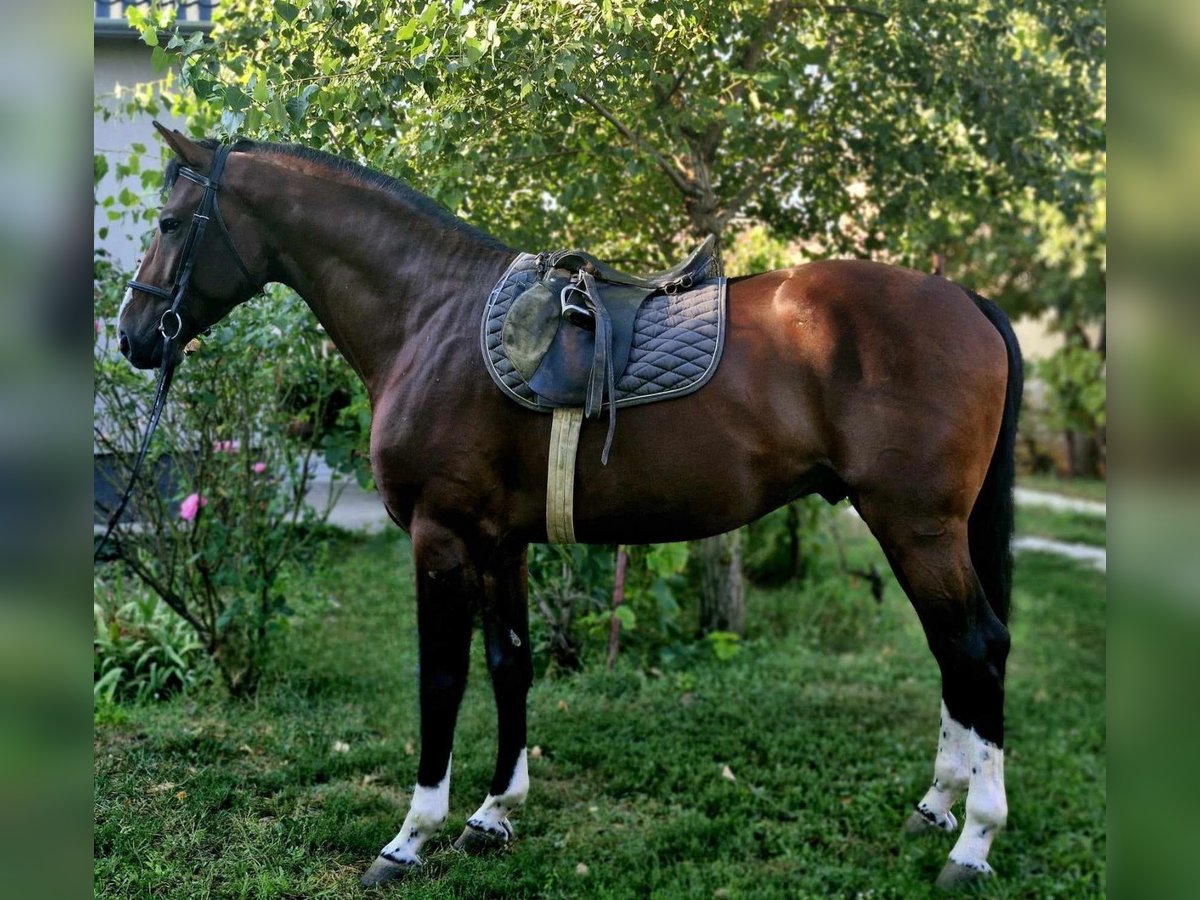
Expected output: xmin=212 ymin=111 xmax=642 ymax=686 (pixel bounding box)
xmin=94 ymin=570 xmax=208 ymax=704
xmin=528 ymin=542 xmax=695 ymax=673
xmin=1036 ymin=342 xmax=1107 ymax=477
xmin=94 ymin=260 xmax=355 ymax=697
xmin=743 ymin=498 xmax=832 ymax=585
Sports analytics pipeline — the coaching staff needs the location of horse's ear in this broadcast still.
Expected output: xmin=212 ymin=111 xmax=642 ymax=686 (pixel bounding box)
xmin=153 ymin=121 xmax=213 ymax=171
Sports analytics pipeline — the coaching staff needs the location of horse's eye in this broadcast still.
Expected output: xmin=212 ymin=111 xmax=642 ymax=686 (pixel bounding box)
xmin=160 ymin=217 xmax=181 ymax=235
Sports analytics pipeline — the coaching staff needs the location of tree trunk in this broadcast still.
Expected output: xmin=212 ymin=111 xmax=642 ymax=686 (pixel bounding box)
xmin=696 ymin=531 xmax=745 ymax=636
xmin=1065 ymin=427 xmax=1103 ymax=479
xmin=606 ymin=546 xmax=629 ymax=670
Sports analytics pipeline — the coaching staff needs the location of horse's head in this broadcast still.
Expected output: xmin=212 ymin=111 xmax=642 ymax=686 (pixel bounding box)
xmin=118 ymin=123 xmax=264 ymax=369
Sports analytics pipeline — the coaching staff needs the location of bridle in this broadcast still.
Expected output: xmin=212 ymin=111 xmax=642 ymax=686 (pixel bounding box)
xmin=126 ymin=143 xmax=256 ymax=335
xmin=95 ymin=142 xmax=258 ymax=560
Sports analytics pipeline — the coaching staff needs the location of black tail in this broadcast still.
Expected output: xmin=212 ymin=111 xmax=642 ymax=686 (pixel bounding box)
xmin=966 ymin=291 xmax=1023 ymax=625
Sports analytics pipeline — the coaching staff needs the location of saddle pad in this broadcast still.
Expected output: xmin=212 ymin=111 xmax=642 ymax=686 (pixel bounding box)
xmin=481 ymin=253 xmax=728 ymax=412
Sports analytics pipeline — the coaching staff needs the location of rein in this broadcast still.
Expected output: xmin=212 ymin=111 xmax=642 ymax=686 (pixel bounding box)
xmin=94 ymin=143 xmax=252 ymax=561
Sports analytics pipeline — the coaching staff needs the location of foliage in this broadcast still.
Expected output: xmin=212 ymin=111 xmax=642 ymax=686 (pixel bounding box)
xmin=528 ymin=542 xmax=695 ymax=673
xmin=94 ymin=531 xmax=1106 ymax=898
xmin=1037 ymin=342 xmax=1107 ymax=435
xmin=743 ymin=498 xmax=831 ymax=585
xmin=94 ymin=256 xmax=350 ymax=696
xmin=527 ymin=544 xmax=613 ymax=674
xmin=132 ymin=1 xmax=1102 ymax=264
xmin=94 ymin=569 xmax=208 ymax=704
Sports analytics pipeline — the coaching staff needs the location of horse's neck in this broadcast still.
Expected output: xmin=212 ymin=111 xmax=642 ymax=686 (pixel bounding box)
xmin=246 ymin=158 xmax=514 ymax=392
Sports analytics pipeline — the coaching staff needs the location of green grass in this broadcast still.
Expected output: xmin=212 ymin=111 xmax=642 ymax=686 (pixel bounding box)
xmin=95 ymin=533 xmax=1105 ymax=898
xmin=1018 ymin=473 xmax=1107 ymax=503
xmin=1016 ymin=505 xmax=1107 ymax=548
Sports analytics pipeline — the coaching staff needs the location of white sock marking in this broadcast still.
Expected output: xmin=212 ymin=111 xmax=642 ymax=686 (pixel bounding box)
xmin=913 ymin=702 xmax=972 ymax=832
xmin=947 ymin=734 xmax=1007 ymax=874
xmin=466 ymin=748 xmax=529 ymax=838
xmin=380 ymin=755 xmax=451 ymax=865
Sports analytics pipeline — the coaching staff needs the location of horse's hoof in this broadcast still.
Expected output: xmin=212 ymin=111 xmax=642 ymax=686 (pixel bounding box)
xmin=452 ymin=822 xmax=511 ymax=854
xmin=934 ymin=859 xmax=992 ymax=891
xmin=360 ymin=854 xmax=418 ymax=888
xmin=904 ymin=808 xmax=956 ymax=836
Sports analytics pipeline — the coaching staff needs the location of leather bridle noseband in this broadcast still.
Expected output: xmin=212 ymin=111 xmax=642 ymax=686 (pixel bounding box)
xmin=95 ymin=143 xmax=258 ymax=560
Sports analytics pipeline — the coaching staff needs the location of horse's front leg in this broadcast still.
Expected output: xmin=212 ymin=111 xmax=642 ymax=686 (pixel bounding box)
xmin=362 ymin=522 xmax=478 ymax=886
xmin=455 ymin=544 xmax=533 ymax=852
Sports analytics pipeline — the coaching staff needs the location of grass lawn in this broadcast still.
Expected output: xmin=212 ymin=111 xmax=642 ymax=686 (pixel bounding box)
xmin=95 ymin=532 xmax=1105 ymax=898
xmin=1018 ymin=474 xmax=1107 ymax=504
xmin=1015 ymin=506 xmax=1107 ymax=548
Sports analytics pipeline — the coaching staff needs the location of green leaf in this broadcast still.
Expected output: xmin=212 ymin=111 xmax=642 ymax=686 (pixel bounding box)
xmin=151 ymin=46 xmax=170 ymax=73
xmin=613 ymin=605 xmax=637 ymax=631
xmin=284 ymin=95 xmax=309 ymax=126
xmin=139 ymin=25 xmax=158 ymax=48
xmin=224 ymin=85 xmax=250 ymax=113
xmin=275 ymin=1 xmax=300 ymax=23
xmin=646 ymin=542 xmax=688 ymax=577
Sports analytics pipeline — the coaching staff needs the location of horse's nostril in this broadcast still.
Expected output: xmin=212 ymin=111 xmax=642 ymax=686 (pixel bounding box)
xmin=118 ymin=331 xmax=131 ymax=357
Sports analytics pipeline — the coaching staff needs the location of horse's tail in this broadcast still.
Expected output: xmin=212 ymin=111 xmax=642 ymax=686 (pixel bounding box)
xmin=966 ymin=290 xmax=1023 ymax=625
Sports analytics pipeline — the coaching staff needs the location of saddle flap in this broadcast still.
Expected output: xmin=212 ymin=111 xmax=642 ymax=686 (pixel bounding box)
xmin=501 ymin=276 xmax=568 ymax=382
xmin=527 ymin=319 xmax=594 ymax=406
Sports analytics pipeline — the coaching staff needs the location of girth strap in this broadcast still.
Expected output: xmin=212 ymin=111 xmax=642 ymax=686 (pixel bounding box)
xmin=546 ymin=407 xmax=584 ymax=544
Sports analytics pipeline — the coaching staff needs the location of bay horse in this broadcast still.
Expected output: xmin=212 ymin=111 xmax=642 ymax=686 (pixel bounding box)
xmin=117 ymin=125 xmax=1022 ymax=890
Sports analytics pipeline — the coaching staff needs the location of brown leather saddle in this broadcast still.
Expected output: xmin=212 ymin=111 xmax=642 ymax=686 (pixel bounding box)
xmin=501 ymin=235 xmax=719 ymax=462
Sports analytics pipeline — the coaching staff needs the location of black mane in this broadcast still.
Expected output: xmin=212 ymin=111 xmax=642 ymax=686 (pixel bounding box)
xmin=165 ymin=137 xmax=507 ymax=251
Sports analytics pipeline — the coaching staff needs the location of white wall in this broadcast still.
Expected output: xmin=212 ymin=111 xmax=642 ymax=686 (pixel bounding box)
xmin=94 ymin=36 xmax=185 ymax=271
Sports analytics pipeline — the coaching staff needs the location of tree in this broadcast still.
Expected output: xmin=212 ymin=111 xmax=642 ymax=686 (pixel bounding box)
xmin=118 ymin=0 xmax=1105 ymax=626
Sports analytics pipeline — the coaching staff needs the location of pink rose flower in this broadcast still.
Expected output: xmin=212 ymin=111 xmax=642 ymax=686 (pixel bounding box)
xmin=252 ymin=461 xmax=267 ymax=474
xmin=179 ymin=492 xmax=208 ymax=521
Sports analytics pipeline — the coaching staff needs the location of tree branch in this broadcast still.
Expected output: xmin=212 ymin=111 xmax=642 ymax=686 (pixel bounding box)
xmin=575 ymin=91 xmax=700 ymax=199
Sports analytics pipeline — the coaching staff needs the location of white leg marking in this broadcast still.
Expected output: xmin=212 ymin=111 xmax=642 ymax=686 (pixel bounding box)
xmin=913 ymin=702 xmax=972 ymax=832
xmin=947 ymin=733 xmax=1007 ymax=874
xmin=379 ymin=756 xmax=451 ymax=865
xmin=466 ymin=748 xmax=529 ymax=839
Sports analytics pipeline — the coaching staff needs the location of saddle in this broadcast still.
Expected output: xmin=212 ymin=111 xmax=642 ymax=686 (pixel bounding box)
xmin=501 ymin=235 xmax=719 ymax=463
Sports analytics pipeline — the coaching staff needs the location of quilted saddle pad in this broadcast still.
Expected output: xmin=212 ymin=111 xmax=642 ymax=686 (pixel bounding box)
xmin=481 ymin=252 xmax=728 ymax=412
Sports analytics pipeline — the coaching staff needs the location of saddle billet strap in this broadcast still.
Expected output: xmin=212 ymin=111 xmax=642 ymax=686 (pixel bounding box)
xmin=577 ymin=272 xmax=618 ymax=465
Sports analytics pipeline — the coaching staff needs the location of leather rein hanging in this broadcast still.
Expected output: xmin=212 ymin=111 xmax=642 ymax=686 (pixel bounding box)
xmin=95 ymin=143 xmax=254 ymax=561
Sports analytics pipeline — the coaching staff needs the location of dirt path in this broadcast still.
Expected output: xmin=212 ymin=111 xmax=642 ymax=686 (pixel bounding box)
xmin=1014 ymin=487 xmax=1106 ymax=517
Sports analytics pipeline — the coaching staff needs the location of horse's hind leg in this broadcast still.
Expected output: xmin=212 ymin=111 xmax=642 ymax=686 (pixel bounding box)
xmin=455 ymin=544 xmax=533 ymax=852
xmin=857 ymin=496 xmax=1010 ymax=888
xmin=362 ymin=521 xmax=478 ymax=886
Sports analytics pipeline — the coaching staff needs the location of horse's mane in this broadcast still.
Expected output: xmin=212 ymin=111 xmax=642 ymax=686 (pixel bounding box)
xmin=164 ymin=136 xmax=508 ymax=251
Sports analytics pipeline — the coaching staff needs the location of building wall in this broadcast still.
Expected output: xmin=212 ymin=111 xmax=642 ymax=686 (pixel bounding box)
xmin=94 ymin=36 xmax=185 ymax=271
